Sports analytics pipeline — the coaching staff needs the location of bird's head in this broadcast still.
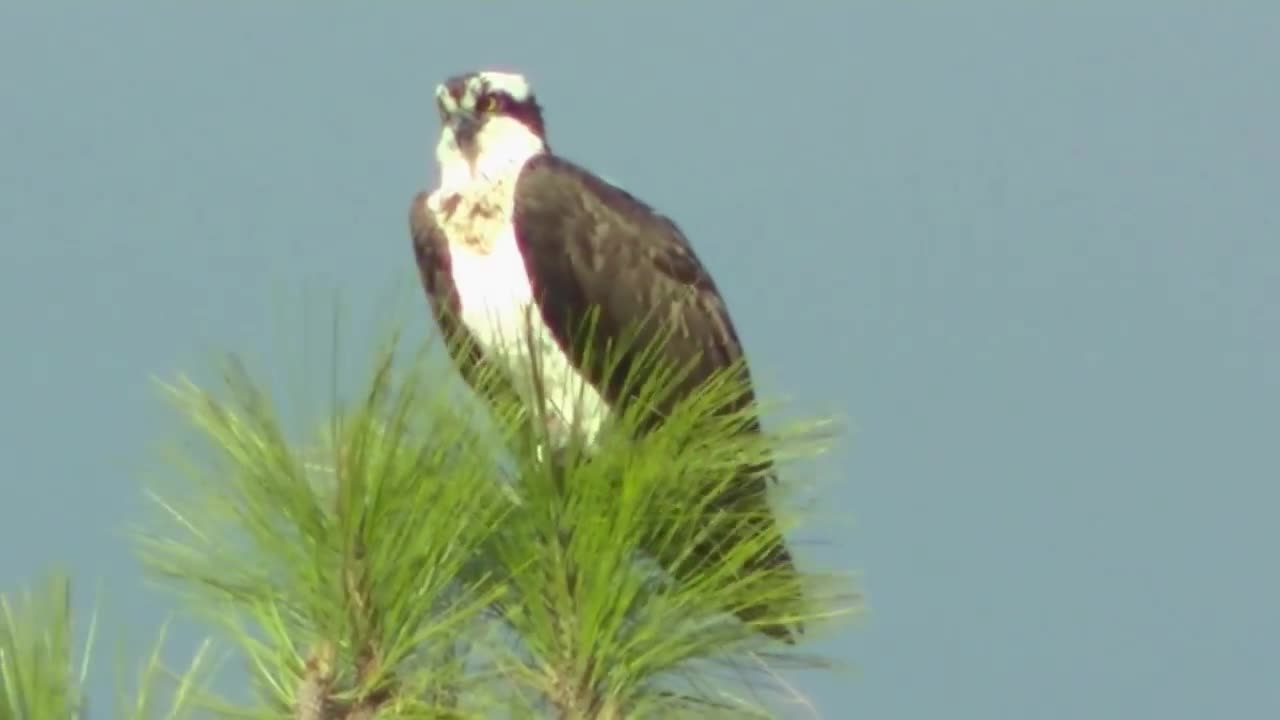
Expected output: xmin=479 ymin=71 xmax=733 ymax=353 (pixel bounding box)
xmin=434 ymin=70 xmax=548 ymax=187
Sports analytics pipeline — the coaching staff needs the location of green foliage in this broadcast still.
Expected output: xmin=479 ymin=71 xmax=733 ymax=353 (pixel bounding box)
xmin=132 ymin=320 xmax=854 ymax=717
xmin=0 ymin=312 xmax=853 ymax=719
xmin=0 ymin=576 xmax=210 ymax=720
xmin=137 ymin=335 xmax=515 ymax=718
xmin=469 ymin=319 xmax=849 ymax=717
xmin=0 ymin=575 xmax=85 ymax=720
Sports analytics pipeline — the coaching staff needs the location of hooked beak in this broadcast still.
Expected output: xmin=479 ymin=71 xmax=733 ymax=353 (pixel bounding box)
xmin=447 ymin=111 xmax=480 ymax=145
xmin=436 ymin=80 xmax=480 ymax=146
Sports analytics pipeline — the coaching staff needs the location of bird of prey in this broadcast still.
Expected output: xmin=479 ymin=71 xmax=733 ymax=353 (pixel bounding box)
xmin=408 ymin=70 xmax=801 ymax=641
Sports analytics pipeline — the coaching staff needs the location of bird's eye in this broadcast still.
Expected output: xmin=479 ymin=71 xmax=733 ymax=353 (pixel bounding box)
xmin=479 ymin=95 xmax=502 ymax=113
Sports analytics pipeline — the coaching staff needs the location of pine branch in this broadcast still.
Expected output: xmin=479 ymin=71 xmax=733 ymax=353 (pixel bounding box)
xmin=132 ymin=315 xmax=859 ymax=718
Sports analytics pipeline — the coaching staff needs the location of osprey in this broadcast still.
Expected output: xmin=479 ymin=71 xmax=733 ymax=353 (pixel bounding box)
xmin=409 ymin=70 xmax=801 ymax=641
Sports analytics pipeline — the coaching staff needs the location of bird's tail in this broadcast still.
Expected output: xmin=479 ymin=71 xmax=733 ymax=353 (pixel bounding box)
xmin=735 ymin=530 xmax=804 ymax=642
xmin=666 ymin=470 xmax=806 ymax=643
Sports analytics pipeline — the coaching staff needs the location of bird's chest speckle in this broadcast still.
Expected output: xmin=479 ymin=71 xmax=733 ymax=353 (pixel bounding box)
xmin=431 ymin=182 xmax=611 ymax=447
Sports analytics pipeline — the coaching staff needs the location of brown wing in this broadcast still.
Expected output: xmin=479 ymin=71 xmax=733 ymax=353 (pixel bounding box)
xmin=509 ymin=155 xmax=757 ymax=427
xmin=510 ymin=156 xmax=802 ymax=642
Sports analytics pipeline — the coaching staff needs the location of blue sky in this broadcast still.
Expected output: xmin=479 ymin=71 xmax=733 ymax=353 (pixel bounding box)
xmin=2 ymin=2 xmax=1277 ymax=717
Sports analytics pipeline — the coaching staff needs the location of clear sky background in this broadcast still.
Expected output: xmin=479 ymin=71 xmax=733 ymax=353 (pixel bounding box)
xmin=2 ymin=2 xmax=1277 ymax=717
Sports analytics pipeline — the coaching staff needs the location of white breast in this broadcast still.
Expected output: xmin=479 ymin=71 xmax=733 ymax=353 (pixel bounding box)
xmin=432 ymin=189 xmax=612 ymax=449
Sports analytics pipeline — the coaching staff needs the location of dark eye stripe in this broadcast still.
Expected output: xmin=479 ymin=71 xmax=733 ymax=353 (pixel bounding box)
xmin=470 ymin=89 xmax=546 ymax=140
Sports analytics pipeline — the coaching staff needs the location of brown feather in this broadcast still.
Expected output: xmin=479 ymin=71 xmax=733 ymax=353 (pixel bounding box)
xmin=510 ymin=156 xmax=803 ymax=642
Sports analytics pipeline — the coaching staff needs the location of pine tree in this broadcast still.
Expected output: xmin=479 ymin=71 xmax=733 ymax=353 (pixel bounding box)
xmin=3 ymin=322 xmax=856 ymax=719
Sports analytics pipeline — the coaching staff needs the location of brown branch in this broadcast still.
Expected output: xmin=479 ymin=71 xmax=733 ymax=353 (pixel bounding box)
xmin=548 ymin=673 xmax=624 ymax=720
xmin=295 ymin=642 xmax=335 ymax=720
